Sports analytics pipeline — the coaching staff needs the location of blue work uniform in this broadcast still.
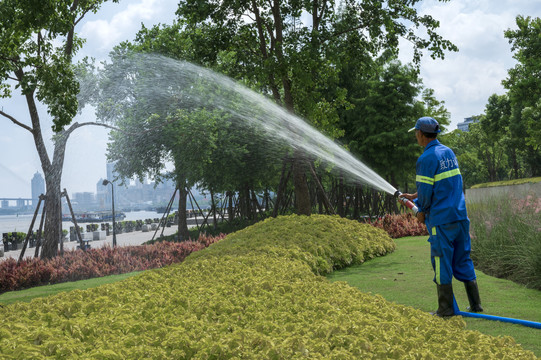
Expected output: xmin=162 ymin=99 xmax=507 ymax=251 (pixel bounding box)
xmin=413 ymin=139 xmax=476 ymax=285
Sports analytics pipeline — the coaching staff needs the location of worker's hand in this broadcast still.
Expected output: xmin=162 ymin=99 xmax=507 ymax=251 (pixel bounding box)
xmin=400 ymin=192 xmax=417 ymax=201
xmin=416 ymin=211 xmax=425 ymax=224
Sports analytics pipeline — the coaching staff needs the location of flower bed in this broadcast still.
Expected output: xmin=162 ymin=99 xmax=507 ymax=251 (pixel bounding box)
xmin=0 ymin=215 xmax=535 ymax=359
xmin=0 ymin=233 xmax=224 ymax=293
xmin=368 ymin=213 xmax=428 ymax=238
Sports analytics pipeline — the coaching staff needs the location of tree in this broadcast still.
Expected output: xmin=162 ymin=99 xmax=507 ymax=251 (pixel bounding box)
xmin=127 ymin=23 xmax=285 ymax=219
xmin=89 ymin=46 xmax=200 ymax=240
xmin=442 ymin=129 xmax=486 ymax=188
xmin=340 ymin=57 xmax=450 ymax=190
xmin=480 ymin=94 xmax=511 ymax=181
xmin=503 ymin=15 xmax=541 ymax=175
xmin=0 ymin=0 xmax=118 ymax=259
xmin=106 ymin=108 xmax=224 ymax=241
xmin=521 ymin=100 xmax=541 ymax=150
xmin=175 ymin=0 xmax=458 ymax=215
xmin=420 ymin=88 xmax=451 ymax=125
xmin=91 ymin=47 xmax=281 ymax=235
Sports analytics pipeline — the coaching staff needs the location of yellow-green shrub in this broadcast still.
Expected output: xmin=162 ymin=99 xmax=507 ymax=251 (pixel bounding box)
xmin=0 ymin=215 xmax=536 ymax=359
xmin=186 ymin=214 xmax=395 ymax=274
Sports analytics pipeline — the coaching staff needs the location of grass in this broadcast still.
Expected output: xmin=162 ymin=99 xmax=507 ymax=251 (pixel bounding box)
xmin=0 ymin=271 xmax=141 ymax=305
xmin=327 ymin=236 xmax=541 ymax=357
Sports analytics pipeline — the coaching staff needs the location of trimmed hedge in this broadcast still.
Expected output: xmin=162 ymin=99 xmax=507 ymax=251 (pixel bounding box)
xmin=470 ymin=177 xmax=541 ymax=189
xmin=0 ymin=215 xmax=536 ymax=359
xmin=0 ymin=234 xmax=224 ymax=293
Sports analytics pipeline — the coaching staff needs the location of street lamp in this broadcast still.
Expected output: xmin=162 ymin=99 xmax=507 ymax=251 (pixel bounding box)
xmin=102 ymin=179 xmax=117 ymax=247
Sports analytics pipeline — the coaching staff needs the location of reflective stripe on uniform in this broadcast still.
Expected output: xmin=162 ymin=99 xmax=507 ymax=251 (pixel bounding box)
xmin=435 ymin=256 xmax=441 ymax=285
xmin=434 ymin=168 xmax=461 ymax=182
xmin=416 ymin=175 xmax=434 ymax=185
xmin=432 ymin=227 xmax=437 ymax=236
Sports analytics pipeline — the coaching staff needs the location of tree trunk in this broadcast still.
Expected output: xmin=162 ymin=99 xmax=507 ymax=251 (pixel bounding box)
xmin=486 ymin=150 xmax=496 ymax=182
xmin=511 ymin=147 xmax=519 ymax=179
xmin=264 ymin=189 xmax=269 ymax=213
xmin=40 ymin=177 xmax=62 ymax=259
xmin=40 ymin=132 xmax=69 ymax=260
xmin=211 ymin=190 xmax=218 ymax=230
xmin=177 ymin=185 xmax=190 ymax=241
xmin=293 ymin=156 xmax=311 ymax=215
xmin=337 ymin=178 xmax=344 ymax=217
xmin=353 ymin=186 xmax=360 ymax=220
xmin=308 ymin=163 xmax=334 ymax=215
xmin=227 ymin=191 xmax=234 ymax=222
xmin=242 ymin=184 xmax=251 ymax=219
xmin=273 ymin=160 xmax=292 ymax=217
xmin=270 ymin=0 xmax=311 ymax=216
xmin=251 ymin=190 xmax=263 ymax=219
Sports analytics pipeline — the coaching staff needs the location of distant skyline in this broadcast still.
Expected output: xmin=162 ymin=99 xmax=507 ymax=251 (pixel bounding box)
xmin=1 ymin=0 xmax=539 ymax=198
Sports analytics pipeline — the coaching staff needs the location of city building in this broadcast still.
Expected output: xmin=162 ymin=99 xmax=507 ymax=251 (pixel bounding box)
xmin=31 ymin=171 xmax=45 ymax=205
xmin=106 ymin=162 xmax=118 ymax=182
xmin=56 ymin=162 xmax=180 ymax=213
xmin=457 ymin=117 xmax=479 ymax=132
xmin=72 ymin=192 xmax=96 ymax=208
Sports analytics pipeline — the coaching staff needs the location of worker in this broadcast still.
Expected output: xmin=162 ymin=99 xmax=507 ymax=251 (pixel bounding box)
xmin=399 ymin=116 xmax=483 ymax=317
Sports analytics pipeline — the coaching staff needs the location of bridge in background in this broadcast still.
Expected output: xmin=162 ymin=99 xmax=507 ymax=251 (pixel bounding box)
xmin=0 ymin=198 xmax=34 ymax=208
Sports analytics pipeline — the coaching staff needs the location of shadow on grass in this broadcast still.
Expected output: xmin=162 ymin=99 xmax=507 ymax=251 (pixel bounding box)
xmin=328 ymin=236 xmax=541 ymax=357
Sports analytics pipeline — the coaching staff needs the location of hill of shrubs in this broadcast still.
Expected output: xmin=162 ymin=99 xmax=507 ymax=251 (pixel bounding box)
xmin=0 ymin=215 xmax=535 ymax=358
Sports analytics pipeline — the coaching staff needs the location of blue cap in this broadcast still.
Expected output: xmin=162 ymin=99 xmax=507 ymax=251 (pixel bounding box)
xmin=408 ymin=117 xmax=441 ymax=133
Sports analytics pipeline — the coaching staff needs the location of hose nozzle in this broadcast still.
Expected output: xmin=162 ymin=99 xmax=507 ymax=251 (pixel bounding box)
xmin=394 ymin=190 xmax=419 ymax=215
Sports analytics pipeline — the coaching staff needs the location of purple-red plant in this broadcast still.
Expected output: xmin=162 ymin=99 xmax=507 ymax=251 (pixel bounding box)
xmin=367 ymin=213 xmax=428 ymax=238
xmin=0 ymin=234 xmax=225 ymax=293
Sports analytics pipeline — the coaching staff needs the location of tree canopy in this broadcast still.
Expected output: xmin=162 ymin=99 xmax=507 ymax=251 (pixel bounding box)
xmin=0 ymin=0 xmax=118 ymax=132
xmin=339 ymin=56 xmax=450 ymax=189
xmin=503 ymin=15 xmax=541 ymax=169
xmin=0 ymin=0 xmax=118 ymax=259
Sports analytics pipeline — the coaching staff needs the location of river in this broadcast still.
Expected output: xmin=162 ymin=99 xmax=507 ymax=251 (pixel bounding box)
xmin=0 ymin=210 xmax=164 ymax=235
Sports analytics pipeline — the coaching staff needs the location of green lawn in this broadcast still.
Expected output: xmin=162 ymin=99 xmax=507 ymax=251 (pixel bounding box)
xmin=327 ymin=236 xmax=541 ymax=357
xmin=0 ymin=271 xmax=142 ymax=305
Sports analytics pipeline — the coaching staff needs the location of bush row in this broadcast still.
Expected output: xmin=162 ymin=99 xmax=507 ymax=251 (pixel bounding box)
xmin=187 ymin=214 xmax=396 ymax=275
xmin=367 ymin=213 xmax=428 ymax=238
xmin=0 ymin=233 xmax=224 ymax=293
xmin=0 ymin=215 xmax=535 ymax=359
xmin=1 ymin=232 xmax=27 ymax=244
xmin=188 ymin=212 xmax=428 ymax=242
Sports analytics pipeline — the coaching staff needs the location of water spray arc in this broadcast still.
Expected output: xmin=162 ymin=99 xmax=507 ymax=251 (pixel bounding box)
xmin=96 ymin=54 xmax=541 ymax=330
xmin=95 ymin=53 xmax=398 ymax=197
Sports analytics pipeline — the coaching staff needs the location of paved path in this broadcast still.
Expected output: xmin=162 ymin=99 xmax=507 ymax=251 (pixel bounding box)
xmin=1 ymin=225 xmax=180 ymax=262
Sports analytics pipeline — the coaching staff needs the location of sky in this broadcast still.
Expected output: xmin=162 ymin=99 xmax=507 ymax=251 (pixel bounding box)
xmin=0 ymin=0 xmax=539 ymax=199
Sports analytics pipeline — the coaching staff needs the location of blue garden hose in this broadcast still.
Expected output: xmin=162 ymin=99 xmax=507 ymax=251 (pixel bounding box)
xmin=452 ymin=297 xmax=541 ymax=329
